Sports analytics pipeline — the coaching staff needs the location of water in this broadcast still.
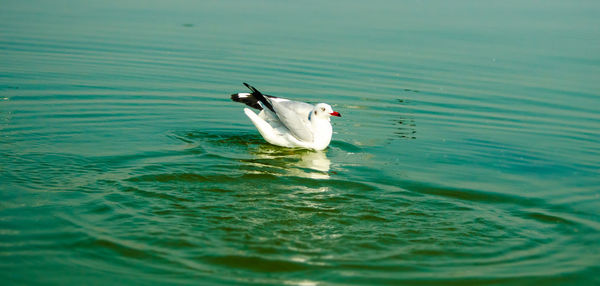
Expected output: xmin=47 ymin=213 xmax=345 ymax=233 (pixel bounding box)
xmin=1 ymin=0 xmax=599 ymax=284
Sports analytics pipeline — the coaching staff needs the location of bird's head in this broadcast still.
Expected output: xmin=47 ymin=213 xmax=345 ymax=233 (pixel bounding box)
xmin=312 ymin=103 xmax=341 ymax=119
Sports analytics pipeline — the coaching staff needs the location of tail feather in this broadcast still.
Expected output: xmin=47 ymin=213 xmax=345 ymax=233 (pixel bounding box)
xmin=243 ymin=83 xmax=275 ymax=113
xmin=231 ymin=93 xmax=262 ymax=110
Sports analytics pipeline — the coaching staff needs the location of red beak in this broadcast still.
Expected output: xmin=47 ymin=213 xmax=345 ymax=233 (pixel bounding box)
xmin=330 ymin=111 xmax=341 ymax=117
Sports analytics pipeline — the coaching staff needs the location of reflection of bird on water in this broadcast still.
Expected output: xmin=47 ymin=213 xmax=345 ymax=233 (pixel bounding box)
xmin=252 ymin=145 xmax=331 ymax=179
xmin=170 ymin=130 xmax=332 ymax=179
xmin=295 ymin=150 xmax=330 ymax=173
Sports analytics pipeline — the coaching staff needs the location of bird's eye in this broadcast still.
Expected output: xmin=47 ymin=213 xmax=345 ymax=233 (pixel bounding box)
xmin=321 ymin=107 xmax=325 ymax=111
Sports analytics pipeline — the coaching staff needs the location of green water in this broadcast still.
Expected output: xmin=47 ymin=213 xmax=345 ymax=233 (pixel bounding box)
xmin=1 ymin=0 xmax=599 ymax=284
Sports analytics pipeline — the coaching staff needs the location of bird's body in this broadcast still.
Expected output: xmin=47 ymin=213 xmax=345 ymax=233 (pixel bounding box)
xmin=231 ymin=83 xmax=341 ymax=150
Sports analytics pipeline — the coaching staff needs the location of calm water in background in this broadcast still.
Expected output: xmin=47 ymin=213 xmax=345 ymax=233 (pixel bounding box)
xmin=1 ymin=0 xmax=599 ymax=284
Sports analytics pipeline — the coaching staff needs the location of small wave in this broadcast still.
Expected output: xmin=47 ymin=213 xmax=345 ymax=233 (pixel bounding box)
xmin=202 ymin=255 xmax=311 ymax=272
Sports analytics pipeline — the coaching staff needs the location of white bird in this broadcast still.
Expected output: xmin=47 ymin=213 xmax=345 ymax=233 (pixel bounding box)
xmin=231 ymin=83 xmax=341 ymax=150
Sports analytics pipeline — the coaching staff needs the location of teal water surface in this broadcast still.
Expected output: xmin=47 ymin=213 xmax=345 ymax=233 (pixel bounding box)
xmin=1 ymin=0 xmax=599 ymax=285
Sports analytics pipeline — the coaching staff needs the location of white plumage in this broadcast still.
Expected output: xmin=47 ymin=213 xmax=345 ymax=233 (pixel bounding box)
xmin=231 ymin=83 xmax=341 ymax=150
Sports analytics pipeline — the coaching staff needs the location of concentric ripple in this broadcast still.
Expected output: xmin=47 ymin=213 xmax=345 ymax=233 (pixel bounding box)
xmin=1 ymin=0 xmax=599 ymax=285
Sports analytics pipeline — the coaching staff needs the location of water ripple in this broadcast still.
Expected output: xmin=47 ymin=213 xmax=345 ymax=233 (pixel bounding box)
xmin=2 ymin=1 xmax=599 ymax=283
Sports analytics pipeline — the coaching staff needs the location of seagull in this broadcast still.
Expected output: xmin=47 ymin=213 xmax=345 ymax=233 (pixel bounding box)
xmin=231 ymin=83 xmax=341 ymax=150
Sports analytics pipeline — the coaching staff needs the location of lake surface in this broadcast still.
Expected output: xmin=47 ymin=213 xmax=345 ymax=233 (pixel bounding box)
xmin=1 ymin=0 xmax=599 ymax=284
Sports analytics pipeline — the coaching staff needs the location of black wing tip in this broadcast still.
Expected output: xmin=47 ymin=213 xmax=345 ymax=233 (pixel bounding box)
xmin=240 ymin=83 xmax=275 ymax=113
xmin=243 ymin=82 xmax=260 ymax=94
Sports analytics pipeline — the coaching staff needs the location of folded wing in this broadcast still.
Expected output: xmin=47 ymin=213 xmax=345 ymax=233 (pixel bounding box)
xmin=269 ymin=98 xmax=314 ymax=142
xmin=241 ymin=83 xmax=315 ymax=142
